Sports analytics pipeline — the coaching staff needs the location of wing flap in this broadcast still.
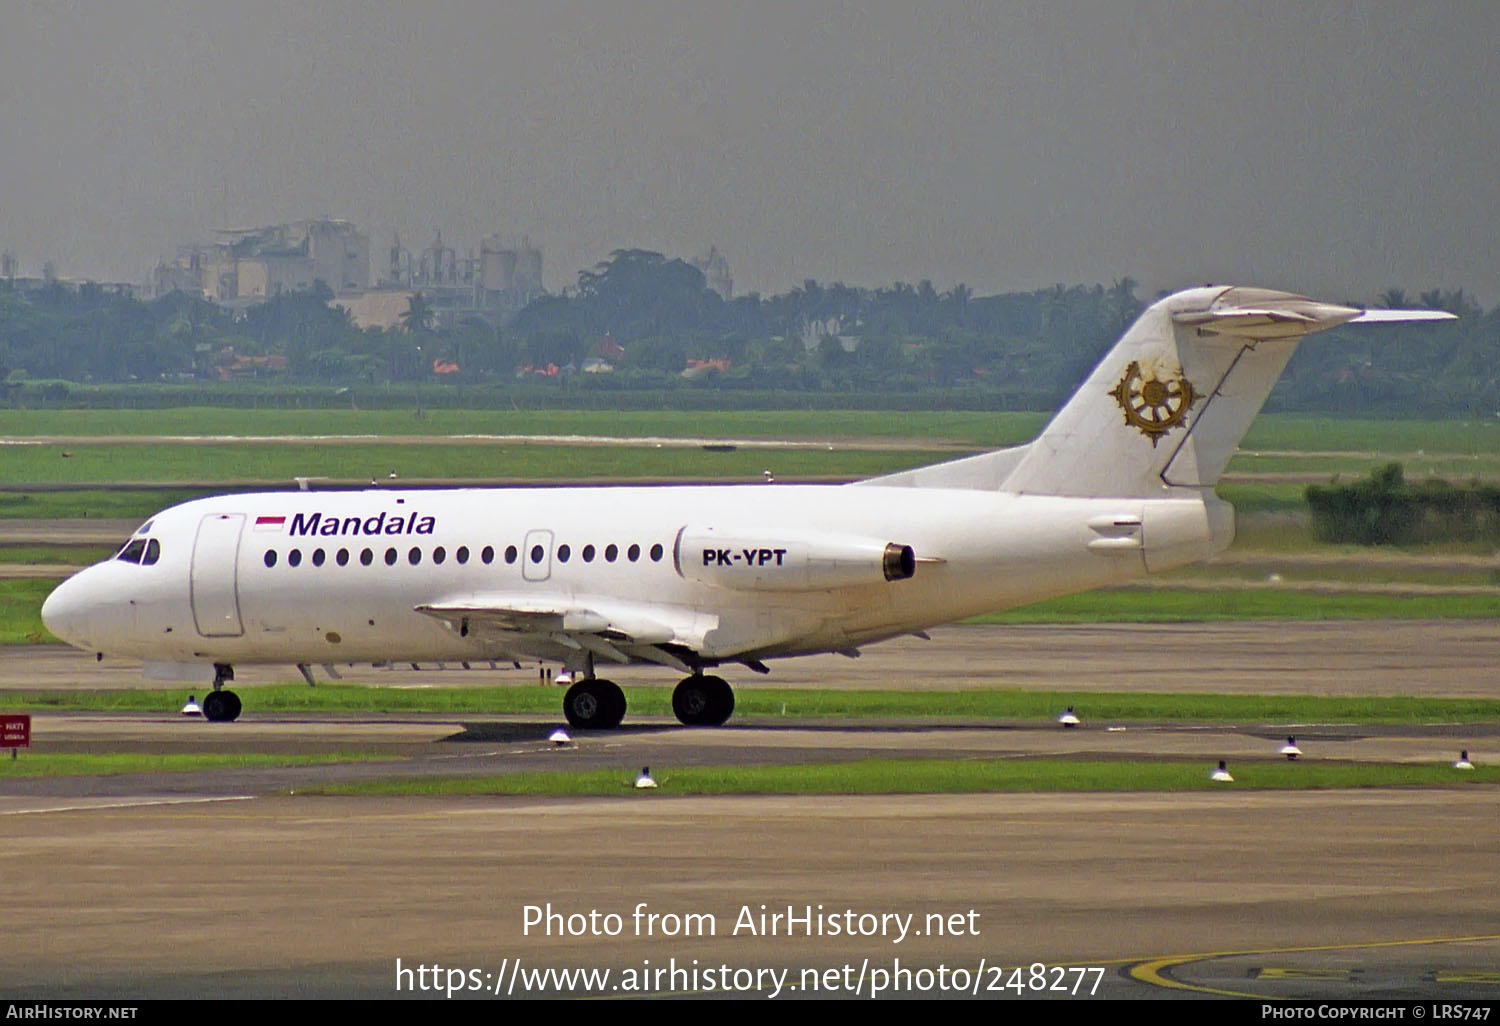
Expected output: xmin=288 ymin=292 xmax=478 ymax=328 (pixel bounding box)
xmin=415 ymin=593 xmax=684 ymax=647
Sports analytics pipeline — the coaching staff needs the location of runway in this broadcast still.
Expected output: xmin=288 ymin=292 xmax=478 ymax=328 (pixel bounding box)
xmin=2 ymin=622 xmax=1498 ymax=1000
xmin=2 ymin=791 xmax=1496 ymax=999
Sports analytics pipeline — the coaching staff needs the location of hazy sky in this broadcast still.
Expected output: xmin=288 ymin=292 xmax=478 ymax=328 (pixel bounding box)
xmin=3 ymin=1 xmax=1497 ymax=302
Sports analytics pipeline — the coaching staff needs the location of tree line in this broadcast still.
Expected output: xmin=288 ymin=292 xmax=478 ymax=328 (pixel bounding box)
xmin=1308 ymin=463 xmax=1500 ymax=545
xmin=2 ymin=251 xmax=1495 ymax=416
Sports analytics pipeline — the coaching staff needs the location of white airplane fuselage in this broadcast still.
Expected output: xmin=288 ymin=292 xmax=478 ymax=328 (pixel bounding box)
xmin=42 ymin=484 xmax=1222 ymax=666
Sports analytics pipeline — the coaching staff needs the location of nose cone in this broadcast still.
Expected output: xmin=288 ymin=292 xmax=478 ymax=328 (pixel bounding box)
xmin=41 ymin=572 xmax=95 ymax=648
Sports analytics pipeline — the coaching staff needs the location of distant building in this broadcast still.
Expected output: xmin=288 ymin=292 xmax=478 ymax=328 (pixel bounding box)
xmin=152 ymin=219 xmax=545 ymax=329
xmin=334 ymin=288 xmax=418 ymax=331
xmin=377 ymin=231 xmax=544 ymax=328
xmin=1 ymin=246 xmax=144 ymax=298
xmin=154 ymin=218 xmax=369 ymax=304
xmin=682 ymin=356 xmax=731 ymax=379
xmin=692 ymin=246 xmax=733 ymax=300
xmin=213 ymin=347 xmax=289 ymax=380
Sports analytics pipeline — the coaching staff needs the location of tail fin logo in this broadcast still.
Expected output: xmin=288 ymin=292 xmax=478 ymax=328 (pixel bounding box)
xmin=1109 ymin=361 xmax=1199 ymax=447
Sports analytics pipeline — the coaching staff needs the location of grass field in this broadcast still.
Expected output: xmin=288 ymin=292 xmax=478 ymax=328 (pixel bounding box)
xmin=976 ymin=588 xmax=1500 ymax=622
xmin=1230 ymin=452 xmax=1500 ymax=475
xmin=0 ymin=751 xmax=395 ymax=778
xmin=7 ymin=685 xmax=1499 ymax=722
xmin=0 ymin=579 xmax=58 ymax=643
xmin=1239 ymin=416 xmax=1500 ymax=457
xmin=0 ymin=545 xmax=114 ymax=564
xmin=0 ymin=489 xmax=206 ymax=521
xmin=0 ymin=410 xmax=1494 ymax=496
xmin=0 ymin=441 xmax=945 ymax=486
xmin=2 ymin=409 xmax=1497 ymax=456
xmin=0 ymin=408 xmax=1044 ymax=445
xmin=311 ymin=757 xmax=1500 ymax=797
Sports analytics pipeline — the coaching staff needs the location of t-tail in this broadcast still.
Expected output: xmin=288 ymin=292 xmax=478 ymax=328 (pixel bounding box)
xmin=867 ymin=285 xmax=1455 ymax=501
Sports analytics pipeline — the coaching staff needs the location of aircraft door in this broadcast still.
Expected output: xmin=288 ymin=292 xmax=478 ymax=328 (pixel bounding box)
xmin=191 ymin=513 xmax=245 ymax=637
xmin=522 ymin=529 xmax=554 ymax=582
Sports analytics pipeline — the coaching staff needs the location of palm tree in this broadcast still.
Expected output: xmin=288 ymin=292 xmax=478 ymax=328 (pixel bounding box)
xmin=400 ymin=292 xmax=435 ymax=334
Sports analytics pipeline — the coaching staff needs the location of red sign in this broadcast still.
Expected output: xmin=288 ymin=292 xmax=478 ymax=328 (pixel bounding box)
xmin=1 ymin=714 xmax=30 ymax=748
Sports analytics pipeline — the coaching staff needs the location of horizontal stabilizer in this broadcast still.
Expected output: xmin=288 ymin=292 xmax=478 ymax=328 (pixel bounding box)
xmin=1348 ymin=308 xmax=1458 ymax=324
xmin=1174 ymin=293 xmax=1453 ymax=340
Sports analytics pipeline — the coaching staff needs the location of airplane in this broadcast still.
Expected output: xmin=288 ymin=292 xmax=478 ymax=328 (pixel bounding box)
xmin=40 ymin=286 xmax=1455 ymax=726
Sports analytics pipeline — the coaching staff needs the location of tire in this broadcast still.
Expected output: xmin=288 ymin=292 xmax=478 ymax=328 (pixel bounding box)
xmin=672 ymin=675 xmax=734 ymax=727
xmin=563 ymin=679 xmax=626 ymax=730
xmin=202 ymin=690 xmax=242 ymax=722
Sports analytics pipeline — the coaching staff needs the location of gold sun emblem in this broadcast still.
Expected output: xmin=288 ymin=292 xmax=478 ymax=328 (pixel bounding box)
xmin=1109 ymin=361 xmax=1199 ymax=447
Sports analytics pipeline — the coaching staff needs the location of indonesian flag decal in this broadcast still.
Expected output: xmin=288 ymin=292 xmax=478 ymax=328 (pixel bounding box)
xmin=253 ymin=515 xmax=287 ymax=532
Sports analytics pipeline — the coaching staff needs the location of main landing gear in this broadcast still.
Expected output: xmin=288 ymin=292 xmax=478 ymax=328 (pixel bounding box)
xmin=201 ymin=663 xmax=242 ymax=723
xmin=562 ymin=677 xmax=627 ymax=730
xmin=671 ymin=674 xmax=734 ymax=727
xmin=559 ymin=673 xmax=737 ymax=728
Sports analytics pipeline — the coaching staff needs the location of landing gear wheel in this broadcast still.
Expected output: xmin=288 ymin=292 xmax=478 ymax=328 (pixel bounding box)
xmin=202 ymin=689 xmax=241 ymax=722
xmin=562 ymin=678 xmax=626 ymax=730
xmin=672 ymin=674 xmax=734 ymax=727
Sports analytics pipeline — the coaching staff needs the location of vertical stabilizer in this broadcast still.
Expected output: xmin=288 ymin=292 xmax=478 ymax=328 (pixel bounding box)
xmin=999 ymin=287 xmax=1452 ymax=499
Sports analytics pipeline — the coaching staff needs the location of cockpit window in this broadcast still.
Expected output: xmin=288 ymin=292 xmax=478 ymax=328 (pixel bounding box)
xmin=116 ymin=539 xmax=148 ymax=564
xmin=137 ymin=520 xmax=154 ymax=535
xmin=115 ymin=538 xmax=162 ymax=566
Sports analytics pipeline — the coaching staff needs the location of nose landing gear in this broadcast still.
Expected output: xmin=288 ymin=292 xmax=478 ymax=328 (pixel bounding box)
xmin=201 ymin=663 xmax=241 ymax=723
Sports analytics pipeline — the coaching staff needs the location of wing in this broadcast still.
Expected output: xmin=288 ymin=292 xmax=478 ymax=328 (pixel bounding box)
xmin=414 ymin=592 xmax=708 ymax=673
